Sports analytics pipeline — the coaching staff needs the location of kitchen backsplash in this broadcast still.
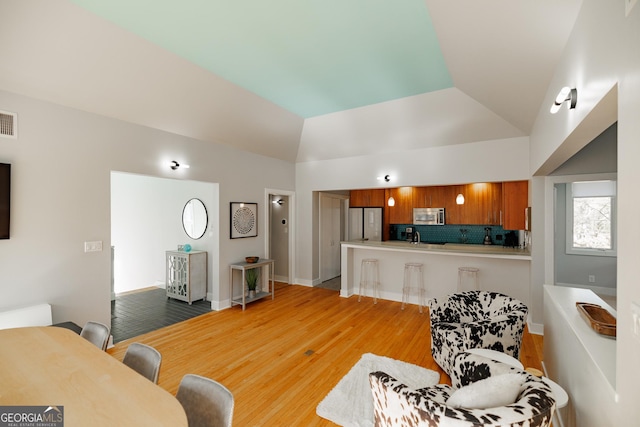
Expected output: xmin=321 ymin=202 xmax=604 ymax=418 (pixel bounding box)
xmin=390 ymin=224 xmax=519 ymax=246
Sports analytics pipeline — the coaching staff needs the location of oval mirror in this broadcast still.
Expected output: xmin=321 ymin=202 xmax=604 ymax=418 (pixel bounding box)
xmin=182 ymin=198 xmax=208 ymax=240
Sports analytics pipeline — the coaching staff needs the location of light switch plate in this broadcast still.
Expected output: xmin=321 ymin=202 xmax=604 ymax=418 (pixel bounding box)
xmin=631 ymin=301 xmax=640 ymax=339
xmin=626 ymin=0 xmax=637 ymax=17
xmin=84 ymin=241 xmax=103 ymax=253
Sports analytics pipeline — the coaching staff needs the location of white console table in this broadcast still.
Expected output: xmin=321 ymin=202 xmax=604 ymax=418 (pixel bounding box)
xmin=229 ymin=259 xmax=275 ymax=310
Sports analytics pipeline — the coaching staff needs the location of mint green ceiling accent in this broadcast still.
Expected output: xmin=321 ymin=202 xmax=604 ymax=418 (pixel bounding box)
xmin=70 ymin=0 xmax=452 ymax=118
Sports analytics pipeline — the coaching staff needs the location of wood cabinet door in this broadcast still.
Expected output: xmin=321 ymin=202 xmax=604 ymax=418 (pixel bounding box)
xmin=451 ymin=183 xmax=503 ymax=225
xmin=413 ymin=187 xmax=430 ymax=207
xmin=502 ymin=181 xmax=528 ymax=230
xmin=444 ymin=185 xmax=463 ymax=225
xmin=387 ymin=187 xmax=414 ymax=224
xmin=349 ymin=189 xmax=384 ymax=207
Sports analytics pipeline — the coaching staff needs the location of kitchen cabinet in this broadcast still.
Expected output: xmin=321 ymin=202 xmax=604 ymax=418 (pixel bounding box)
xmin=413 ymin=186 xmax=449 ymax=208
xmin=443 ymin=185 xmax=463 ymax=225
xmin=349 ymin=189 xmax=385 ymax=207
xmin=502 ymin=181 xmax=528 ymax=230
xmin=166 ymin=250 xmax=207 ymax=304
xmin=448 ymin=183 xmax=502 ymax=225
xmin=386 ymin=187 xmax=413 ymax=224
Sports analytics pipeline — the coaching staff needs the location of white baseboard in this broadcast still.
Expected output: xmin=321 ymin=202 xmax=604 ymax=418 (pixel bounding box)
xmin=154 ymin=281 xmax=166 ymax=289
xmin=295 ymin=277 xmax=315 ymax=287
xmin=527 ymin=321 xmax=544 ymax=335
xmin=274 ymin=274 xmax=289 ymax=283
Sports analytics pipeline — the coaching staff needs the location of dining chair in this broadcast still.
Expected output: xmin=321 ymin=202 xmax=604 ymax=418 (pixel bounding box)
xmin=80 ymin=321 xmax=110 ymax=351
xmin=122 ymin=342 xmax=162 ymax=384
xmin=176 ymin=374 xmax=234 ymax=427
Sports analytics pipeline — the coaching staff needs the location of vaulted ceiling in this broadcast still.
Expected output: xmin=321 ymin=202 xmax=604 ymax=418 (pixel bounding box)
xmin=0 ymin=0 xmax=583 ymax=162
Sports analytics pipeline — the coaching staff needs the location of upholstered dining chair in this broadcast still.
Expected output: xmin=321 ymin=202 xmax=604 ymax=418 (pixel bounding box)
xmin=428 ymin=290 xmax=528 ymax=375
xmin=80 ymin=321 xmax=110 ymax=351
xmin=176 ymin=374 xmax=234 ymax=427
xmin=122 ymin=342 xmax=162 ymax=384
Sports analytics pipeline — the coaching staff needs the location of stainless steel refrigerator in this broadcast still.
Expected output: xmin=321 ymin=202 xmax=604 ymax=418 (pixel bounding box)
xmin=348 ymin=208 xmax=382 ymax=241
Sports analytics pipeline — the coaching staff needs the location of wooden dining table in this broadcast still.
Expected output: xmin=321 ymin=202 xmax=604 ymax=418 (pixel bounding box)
xmin=0 ymin=326 xmax=187 ymax=426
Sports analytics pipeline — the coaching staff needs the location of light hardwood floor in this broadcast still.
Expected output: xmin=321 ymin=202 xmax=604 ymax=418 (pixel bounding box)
xmin=108 ymin=283 xmax=544 ymax=426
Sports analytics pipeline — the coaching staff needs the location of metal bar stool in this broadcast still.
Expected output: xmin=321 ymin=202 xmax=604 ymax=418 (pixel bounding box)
xmin=358 ymin=259 xmax=380 ymax=304
xmin=401 ymin=262 xmax=425 ymax=313
xmin=457 ymin=267 xmax=480 ymax=291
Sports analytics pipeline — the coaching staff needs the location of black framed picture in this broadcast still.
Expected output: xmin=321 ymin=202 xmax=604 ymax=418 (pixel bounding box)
xmin=230 ymin=202 xmax=258 ymax=239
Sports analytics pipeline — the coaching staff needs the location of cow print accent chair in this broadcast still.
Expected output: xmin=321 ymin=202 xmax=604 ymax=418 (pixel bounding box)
xmin=428 ymin=291 xmax=528 ymax=375
xmin=369 ymin=352 xmax=556 ymax=427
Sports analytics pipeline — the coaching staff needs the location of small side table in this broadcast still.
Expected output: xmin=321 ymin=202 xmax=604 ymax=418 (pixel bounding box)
xmin=229 ymin=259 xmax=275 ymax=311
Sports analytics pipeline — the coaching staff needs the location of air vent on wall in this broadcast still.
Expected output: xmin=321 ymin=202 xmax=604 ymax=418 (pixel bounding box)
xmin=0 ymin=111 xmax=17 ymax=139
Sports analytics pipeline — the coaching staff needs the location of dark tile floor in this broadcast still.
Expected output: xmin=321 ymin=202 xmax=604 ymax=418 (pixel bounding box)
xmin=111 ymin=287 xmax=211 ymax=343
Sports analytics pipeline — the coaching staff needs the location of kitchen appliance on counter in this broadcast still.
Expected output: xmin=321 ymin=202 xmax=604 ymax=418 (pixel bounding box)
xmin=348 ymin=208 xmax=382 ymax=241
xmin=483 ymin=227 xmax=493 ymax=245
xmin=413 ymin=208 xmax=445 ymax=225
xmin=405 ymin=226 xmax=414 ymax=242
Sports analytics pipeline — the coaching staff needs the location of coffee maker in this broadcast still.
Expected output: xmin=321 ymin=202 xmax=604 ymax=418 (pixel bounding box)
xmin=483 ymin=227 xmax=493 ymax=245
xmin=405 ymin=226 xmax=414 ymax=242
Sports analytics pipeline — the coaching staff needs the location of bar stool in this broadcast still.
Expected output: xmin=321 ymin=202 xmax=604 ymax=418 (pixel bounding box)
xmin=401 ymin=262 xmax=425 ymax=313
xmin=458 ymin=267 xmax=480 ymax=292
xmin=358 ymin=259 xmax=380 ymax=304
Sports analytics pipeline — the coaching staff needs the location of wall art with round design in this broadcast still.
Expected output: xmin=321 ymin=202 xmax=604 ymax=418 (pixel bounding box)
xmin=230 ymin=202 xmax=258 ymax=238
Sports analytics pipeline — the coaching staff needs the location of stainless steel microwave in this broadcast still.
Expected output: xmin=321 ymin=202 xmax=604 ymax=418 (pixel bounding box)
xmin=413 ymin=208 xmax=445 ymax=225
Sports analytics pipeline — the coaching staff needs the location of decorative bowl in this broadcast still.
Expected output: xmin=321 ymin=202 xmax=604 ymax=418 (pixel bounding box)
xmin=245 ymin=256 xmax=259 ymax=263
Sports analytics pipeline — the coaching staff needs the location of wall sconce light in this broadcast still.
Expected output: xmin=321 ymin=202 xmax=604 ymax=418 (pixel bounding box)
xmin=456 ymin=194 xmax=465 ymax=205
xmin=377 ymin=175 xmax=392 ymax=182
xmin=550 ymin=87 xmax=577 ymax=114
xmin=170 ymin=160 xmax=190 ymax=170
xmin=387 ymin=196 xmax=395 ymax=207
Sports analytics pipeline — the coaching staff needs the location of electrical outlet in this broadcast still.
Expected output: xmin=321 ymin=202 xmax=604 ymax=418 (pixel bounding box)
xmin=588 ymin=275 xmax=595 ymax=283
xmin=84 ymin=241 xmax=103 ymax=253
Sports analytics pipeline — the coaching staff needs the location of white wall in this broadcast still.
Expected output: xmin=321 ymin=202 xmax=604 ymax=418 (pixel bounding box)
xmin=295 ymin=136 xmax=530 ymax=285
xmin=0 ymin=89 xmax=295 ymax=326
xmin=111 ymin=172 xmax=218 ymax=294
xmin=528 ymin=0 xmax=640 ymax=423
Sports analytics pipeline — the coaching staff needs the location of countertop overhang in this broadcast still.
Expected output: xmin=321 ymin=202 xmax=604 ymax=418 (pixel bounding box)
xmin=341 ymin=240 xmax=531 ymax=260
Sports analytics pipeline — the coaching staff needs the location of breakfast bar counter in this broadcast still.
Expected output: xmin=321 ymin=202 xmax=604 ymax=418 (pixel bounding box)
xmin=340 ymin=240 xmax=531 ymax=308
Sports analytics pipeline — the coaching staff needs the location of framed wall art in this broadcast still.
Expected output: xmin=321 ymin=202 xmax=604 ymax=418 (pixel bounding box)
xmin=230 ymin=202 xmax=258 ymax=239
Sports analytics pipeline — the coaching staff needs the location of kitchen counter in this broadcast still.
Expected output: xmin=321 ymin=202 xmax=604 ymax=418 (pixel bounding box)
xmin=342 ymin=240 xmax=531 ymax=259
xmin=340 ymin=240 xmax=531 ymax=307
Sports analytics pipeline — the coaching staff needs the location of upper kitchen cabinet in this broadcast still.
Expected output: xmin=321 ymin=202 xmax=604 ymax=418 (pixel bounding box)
xmin=349 ymin=189 xmax=385 ymax=207
xmin=413 ymin=186 xmax=449 ymax=207
xmin=386 ymin=187 xmax=413 ymax=224
xmin=444 ymin=185 xmax=464 ymax=225
xmin=454 ymin=183 xmax=502 ymax=225
xmin=502 ymin=181 xmax=529 ymax=230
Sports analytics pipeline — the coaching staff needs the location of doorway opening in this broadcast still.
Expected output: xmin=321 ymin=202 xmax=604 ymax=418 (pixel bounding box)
xmin=319 ymin=192 xmax=349 ymax=290
xmin=265 ymin=189 xmax=295 ymax=286
xmin=110 ymin=171 xmax=219 ymax=342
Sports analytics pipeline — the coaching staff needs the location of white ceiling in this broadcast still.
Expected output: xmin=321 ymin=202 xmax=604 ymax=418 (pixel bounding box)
xmin=0 ymin=0 xmax=583 ymax=163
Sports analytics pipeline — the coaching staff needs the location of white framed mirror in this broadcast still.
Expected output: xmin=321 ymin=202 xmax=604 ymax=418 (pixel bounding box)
xmin=182 ymin=198 xmax=208 ymax=240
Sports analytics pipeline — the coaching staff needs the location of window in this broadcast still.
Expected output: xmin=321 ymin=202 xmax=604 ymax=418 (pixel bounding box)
xmin=566 ymin=180 xmax=616 ymax=256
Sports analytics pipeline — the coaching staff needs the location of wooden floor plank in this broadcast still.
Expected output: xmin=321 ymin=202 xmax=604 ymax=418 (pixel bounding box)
xmin=108 ymin=283 xmax=543 ymax=426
